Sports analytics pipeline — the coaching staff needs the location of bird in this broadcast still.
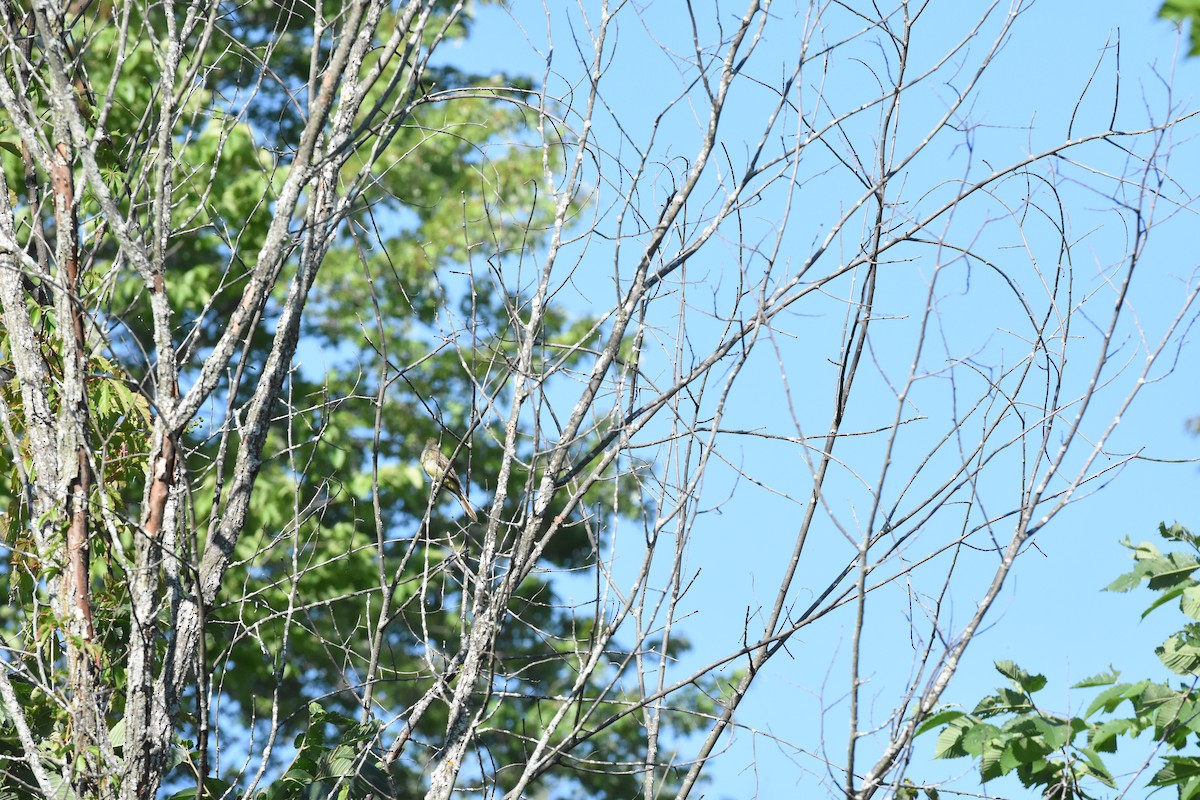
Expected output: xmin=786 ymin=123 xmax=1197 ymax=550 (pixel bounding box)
xmin=420 ymin=437 xmax=478 ymax=522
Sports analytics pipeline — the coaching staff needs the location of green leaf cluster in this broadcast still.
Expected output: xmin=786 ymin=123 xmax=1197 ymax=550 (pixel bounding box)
xmin=0 ymin=2 xmax=697 ymax=797
xmin=1162 ymin=0 xmax=1200 ymax=56
xmin=920 ymin=523 xmax=1200 ymax=800
xmin=247 ymin=704 xmax=406 ymax=800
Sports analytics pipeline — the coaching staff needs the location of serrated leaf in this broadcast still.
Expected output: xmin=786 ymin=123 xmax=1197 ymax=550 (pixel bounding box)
xmin=979 ymin=738 xmax=1007 ymax=782
xmin=1157 ymin=634 xmax=1200 ymax=676
xmin=1149 ymin=552 xmax=1200 ymax=592
xmin=1073 ymin=667 xmax=1120 ymax=689
xmin=1008 ymin=734 xmax=1051 ymax=766
xmin=326 ymin=745 xmax=359 ymax=778
xmin=974 ymin=687 xmax=1034 ymax=717
xmin=343 ymin=720 xmax=381 ymax=744
xmin=1162 ymin=522 xmax=1197 ymax=545
xmin=281 ymin=766 xmax=315 ymax=783
xmin=996 ymin=660 xmax=1047 ymax=693
xmin=916 ymin=709 xmax=967 ymax=737
xmin=933 ymin=718 xmax=972 ymax=760
xmin=962 ymin=722 xmax=1002 ymax=757
xmin=1150 ymin=692 xmax=1187 ymax=737
xmin=1182 ymin=585 xmax=1200 ymax=620
xmin=998 ymin=740 xmax=1023 ymax=776
xmin=1088 ymin=718 xmax=1131 ymax=752
xmin=1106 ymin=540 xmax=1163 ymax=592
xmin=1085 ymin=681 xmax=1148 ymax=718
xmin=1029 ymin=716 xmax=1072 ymax=750
xmin=1144 ymin=582 xmax=1194 ymax=619
xmin=1151 ymin=756 xmax=1200 ymax=787
xmin=1179 ymin=699 xmax=1200 ymax=737
xmin=1071 ymin=746 xmax=1114 ymax=787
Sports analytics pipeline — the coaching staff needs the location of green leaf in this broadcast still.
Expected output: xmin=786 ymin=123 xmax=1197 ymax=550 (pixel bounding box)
xmin=1143 ymin=581 xmax=1196 ymax=619
xmin=109 ymin=719 xmax=125 ymax=748
xmin=1105 ymin=540 xmax=1163 ymax=593
xmin=167 ymin=780 xmax=234 ymax=800
xmin=1103 ymin=532 xmax=1200 ymax=598
xmin=979 ymin=737 xmax=1008 ymax=782
xmin=1157 ymin=632 xmax=1200 ymax=676
xmin=998 ymin=740 xmax=1023 ymax=776
xmin=1182 ymin=585 xmax=1200 ymax=620
xmin=1149 ymin=691 xmax=1188 ymax=738
xmin=1178 ymin=698 xmax=1200 ymax=737
xmin=974 ymin=688 xmax=1033 ymax=716
xmin=1161 ymin=522 xmax=1198 ymax=545
xmin=995 ymin=660 xmax=1047 ymax=693
xmin=1127 ymin=681 xmax=1184 ymax=734
xmin=1150 ymin=553 xmax=1200 ymax=592
xmin=915 ymin=709 xmax=966 ymax=737
xmin=326 ymin=744 xmax=359 ymax=779
xmin=1013 ymin=757 xmax=1059 ymax=791
xmin=280 ymin=766 xmax=315 ymax=783
xmin=933 ymin=718 xmax=974 ymax=760
xmin=1072 ymin=667 xmax=1120 ymax=689
xmin=961 ymin=722 xmax=1002 ymax=757
xmin=1088 ymin=718 xmax=1131 ymax=753
xmin=1150 ymin=755 xmax=1200 ymax=788
xmin=1077 ymin=745 xmax=1116 ymax=788
xmin=1084 ymin=680 xmax=1148 ymax=718
xmin=1007 ymin=731 xmax=1051 ymax=765
xmin=1030 ymin=716 xmax=1073 ymax=750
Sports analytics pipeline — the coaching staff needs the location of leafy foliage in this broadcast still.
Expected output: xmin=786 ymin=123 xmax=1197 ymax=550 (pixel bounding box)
xmin=0 ymin=1 xmax=702 ymax=797
xmin=921 ymin=524 xmax=1200 ymax=800
xmin=1162 ymin=0 xmax=1200 ymax=55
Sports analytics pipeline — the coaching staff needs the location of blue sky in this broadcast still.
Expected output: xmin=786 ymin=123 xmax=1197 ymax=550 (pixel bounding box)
xmin=448 ymin=1 xmax=1200 ymax=795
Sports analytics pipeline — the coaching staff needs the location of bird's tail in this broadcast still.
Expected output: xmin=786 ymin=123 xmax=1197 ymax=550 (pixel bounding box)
xmin=456 ymin=490 xmax=478 ymax=522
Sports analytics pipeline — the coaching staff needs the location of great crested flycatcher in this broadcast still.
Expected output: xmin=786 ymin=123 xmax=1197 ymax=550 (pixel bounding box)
xmin=420 ymin=437 xmax=478 ymax=522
